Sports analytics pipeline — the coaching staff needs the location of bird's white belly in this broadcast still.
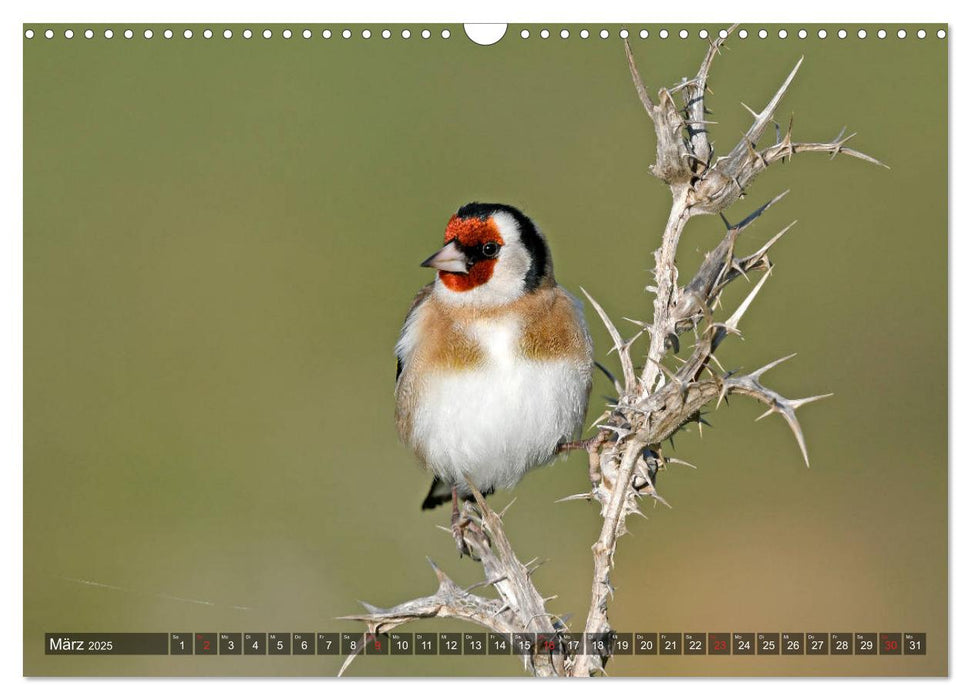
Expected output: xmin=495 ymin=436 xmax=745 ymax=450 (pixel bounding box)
xmin=410 ymin=318 xmax=588 ymax=494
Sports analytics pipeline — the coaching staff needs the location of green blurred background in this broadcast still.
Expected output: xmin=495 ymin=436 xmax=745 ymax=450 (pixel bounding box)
xmin=24 ymin=23 xmax=947 ymax=676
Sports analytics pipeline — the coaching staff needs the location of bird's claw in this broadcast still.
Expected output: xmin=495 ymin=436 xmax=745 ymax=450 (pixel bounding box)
xmin=451 ymin=518 xmax=472 ymax=558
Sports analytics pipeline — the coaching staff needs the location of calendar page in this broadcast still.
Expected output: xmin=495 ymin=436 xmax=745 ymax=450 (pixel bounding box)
xmin=23 ymin=20 xmax=948 ymax=678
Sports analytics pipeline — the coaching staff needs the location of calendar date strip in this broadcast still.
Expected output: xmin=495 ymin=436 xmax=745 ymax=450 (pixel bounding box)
xmin=45 ymin=631 xmax=927 ymax=656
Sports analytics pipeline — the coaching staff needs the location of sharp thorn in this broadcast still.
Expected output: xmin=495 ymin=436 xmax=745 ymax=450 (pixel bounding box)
xmin=667 ymin=457 xmax=699 ymax=469
xmin=791 ymin=393 xmax=834 ymax=408
xmin=755 ymin=405 xmax=776 ymax=422
xmin=498 ymin=497 xmax=518 ymax=519
xmin=750 ymin=352 xmax=798 ymax=380
xmin=555 ymin=492 xmax=594 ymax=503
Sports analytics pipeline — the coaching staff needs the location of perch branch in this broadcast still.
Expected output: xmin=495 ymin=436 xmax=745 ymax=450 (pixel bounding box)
xmin=339 ymin=486 xmax=566 ymax=676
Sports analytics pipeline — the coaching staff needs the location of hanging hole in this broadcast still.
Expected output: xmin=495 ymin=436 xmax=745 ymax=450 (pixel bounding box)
xmin=463 ymin=23 xmax=506 ymax=46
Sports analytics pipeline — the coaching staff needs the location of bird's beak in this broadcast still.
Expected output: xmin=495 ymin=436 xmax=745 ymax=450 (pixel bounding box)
xmin=420 ymin=240 xmax=469 ymax=273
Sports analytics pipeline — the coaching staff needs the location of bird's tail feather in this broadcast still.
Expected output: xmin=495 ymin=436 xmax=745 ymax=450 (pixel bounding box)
xmin=420 ymin=477 xmax=453 ymax=510
xmin=420 ymin=477 xmax=495 ymax=510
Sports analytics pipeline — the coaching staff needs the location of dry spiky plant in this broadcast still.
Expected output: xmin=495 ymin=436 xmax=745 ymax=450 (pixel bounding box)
xmin=339 ymin=25 xmax=885 ymax=677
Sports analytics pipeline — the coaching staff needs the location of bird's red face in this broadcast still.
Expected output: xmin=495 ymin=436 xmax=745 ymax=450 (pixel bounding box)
xmin=422 ymin=215 xmax=505 ymax=292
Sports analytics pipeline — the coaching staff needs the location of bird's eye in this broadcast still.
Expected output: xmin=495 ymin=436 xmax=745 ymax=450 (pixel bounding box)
xmin=481 ymin=242 xmax=500 ymax=258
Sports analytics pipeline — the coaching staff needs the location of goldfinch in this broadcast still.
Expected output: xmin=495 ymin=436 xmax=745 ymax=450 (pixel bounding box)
xmin=394 ymin=203 xmax=593 ymax=553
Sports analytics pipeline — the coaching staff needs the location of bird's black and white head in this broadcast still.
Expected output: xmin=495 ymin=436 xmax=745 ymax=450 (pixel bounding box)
xmin=421 ymin=203 xmax=555 ymax=307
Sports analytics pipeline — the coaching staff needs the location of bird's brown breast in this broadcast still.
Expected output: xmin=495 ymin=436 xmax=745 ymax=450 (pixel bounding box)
xmin=394 ymin=285 xmax=591 ymax=451
xmin=417 ymin=286 xmax=589 ymax=369
xmin=515 ymin=287 xmax=591 ymax=362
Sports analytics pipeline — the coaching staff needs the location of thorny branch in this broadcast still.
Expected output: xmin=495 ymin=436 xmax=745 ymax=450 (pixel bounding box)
xmin=340 ymin=25 xmax=885 ymax=677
